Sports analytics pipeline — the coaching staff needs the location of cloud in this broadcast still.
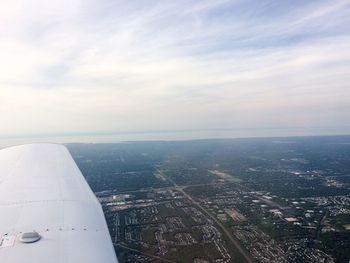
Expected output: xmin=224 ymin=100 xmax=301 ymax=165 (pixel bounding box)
xmin=0 ymin=0 xmax=349 ymax=138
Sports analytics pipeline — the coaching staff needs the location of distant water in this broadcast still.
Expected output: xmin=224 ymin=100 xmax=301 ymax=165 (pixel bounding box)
xmin=0 ymin=128 xmax=349 ymax=148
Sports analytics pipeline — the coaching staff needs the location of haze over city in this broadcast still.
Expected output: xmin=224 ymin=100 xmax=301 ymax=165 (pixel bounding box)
xmin=0 ymin=0 xmax=349 ymax=141
xmin=2 ymin=2 xmax=350 ymax=263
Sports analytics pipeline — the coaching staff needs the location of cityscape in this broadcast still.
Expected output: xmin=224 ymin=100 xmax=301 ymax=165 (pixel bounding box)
xmin=68 ymin=135 xmax=350 ymax=263
xmin=1 ymin=0 xmax=349 ymax=262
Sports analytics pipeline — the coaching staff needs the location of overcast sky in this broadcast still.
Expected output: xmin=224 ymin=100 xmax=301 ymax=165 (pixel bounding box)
xmin=0 ymin=0 xmax=349 ymax=138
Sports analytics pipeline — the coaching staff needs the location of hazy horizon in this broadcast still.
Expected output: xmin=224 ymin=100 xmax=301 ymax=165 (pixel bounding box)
xmin=1 ymin=0 xmax=349 ymax=138
xmin=1 ymin=129 xmax=349 ymax=149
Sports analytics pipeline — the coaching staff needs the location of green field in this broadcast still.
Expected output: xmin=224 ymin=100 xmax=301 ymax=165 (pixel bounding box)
xmin=209 ymin=170 xmax=242 ymax=183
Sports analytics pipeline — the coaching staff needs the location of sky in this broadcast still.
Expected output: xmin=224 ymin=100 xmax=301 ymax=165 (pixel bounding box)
xmin=0 ymin=0 xmax=350 ymax=139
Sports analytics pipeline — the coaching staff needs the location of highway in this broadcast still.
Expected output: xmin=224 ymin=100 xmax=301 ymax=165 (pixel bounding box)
xmin=156 ymin=168 xmax=254 ymax=263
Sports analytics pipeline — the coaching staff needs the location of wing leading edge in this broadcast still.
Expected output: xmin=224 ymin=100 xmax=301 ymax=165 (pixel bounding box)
xmin=0 ymin=143 xmax=118 ymax=263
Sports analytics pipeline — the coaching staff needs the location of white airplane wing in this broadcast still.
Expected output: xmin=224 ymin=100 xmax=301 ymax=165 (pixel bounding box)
xmin=0 ymin=144 xmax=118 ymax=263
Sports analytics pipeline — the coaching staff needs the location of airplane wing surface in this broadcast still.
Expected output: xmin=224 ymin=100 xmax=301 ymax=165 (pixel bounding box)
xmin=0 ymin=144 xmax=118 ymax=263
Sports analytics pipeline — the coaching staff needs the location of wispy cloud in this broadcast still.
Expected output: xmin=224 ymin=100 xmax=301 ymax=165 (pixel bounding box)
xmin=0 ymin=0 xmax=349 ymax=137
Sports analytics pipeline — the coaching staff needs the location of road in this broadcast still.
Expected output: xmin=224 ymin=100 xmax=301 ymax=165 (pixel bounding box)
xmin=156 ymin=168 xmax=254 ymax=263
xmin=95 ymin=182 xmax=235 ymax=196
xmin=316 ymin=212 xmax=328 ymax=240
